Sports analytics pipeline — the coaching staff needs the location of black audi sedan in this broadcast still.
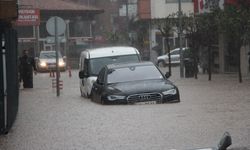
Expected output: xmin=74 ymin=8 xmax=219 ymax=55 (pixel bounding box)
xmin=91 ymin=62 xmax=180 ymax=104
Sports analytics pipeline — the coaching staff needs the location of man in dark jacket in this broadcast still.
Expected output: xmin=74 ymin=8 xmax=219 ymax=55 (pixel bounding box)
xmin=19 ymin=49 xmax=37 ymax=88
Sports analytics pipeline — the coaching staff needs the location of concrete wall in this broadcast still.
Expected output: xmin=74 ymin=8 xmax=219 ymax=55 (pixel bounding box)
xmin=149 ymin=0 xmax=193 ymax=53
xmin=151 ymin=0 xmax=193 ymax=18
xmin=138 ymin=0 xmax=151 ymax=19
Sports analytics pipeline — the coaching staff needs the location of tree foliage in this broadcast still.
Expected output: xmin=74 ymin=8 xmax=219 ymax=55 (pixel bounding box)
xmin=151 ymin=13 xmax=178 ymax=76
xmin=218 ymin=0 xmax=250 ymax=83
xmin=182 ymin=11 xmax=219 ymax=80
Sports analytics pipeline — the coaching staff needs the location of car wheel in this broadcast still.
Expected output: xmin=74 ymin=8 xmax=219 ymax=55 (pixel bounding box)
xmin=101 ymin=99 xmax=105 ymax=105
xmin=158 ymin=60 xmax=166 ymax=67
xmin=87 ymin=91 xmax=92 ymax=99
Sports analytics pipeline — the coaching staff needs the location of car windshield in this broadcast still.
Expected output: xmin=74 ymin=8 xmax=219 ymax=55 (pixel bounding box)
xmin=107 ymin=65 xmax=164 ymax=84
xmin=39 ymin=51 xmax=62 ymax=59
xmin=89 ymin=55 xmax=139 ymax=76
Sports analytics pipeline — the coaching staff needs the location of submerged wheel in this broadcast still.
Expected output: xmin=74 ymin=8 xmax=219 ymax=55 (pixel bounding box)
xmin=80 ymin=88 xmax=84 ymax=97
xmin=87 ymin=92 xmax=92 ymax=99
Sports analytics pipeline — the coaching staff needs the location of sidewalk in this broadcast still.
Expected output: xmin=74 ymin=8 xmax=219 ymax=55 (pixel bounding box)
xmin=162 ymin=66 xmax=250 ymax=83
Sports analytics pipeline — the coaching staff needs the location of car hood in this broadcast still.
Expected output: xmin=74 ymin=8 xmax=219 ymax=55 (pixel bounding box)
xmin=107 ymin=79 xmax=176 ymax=95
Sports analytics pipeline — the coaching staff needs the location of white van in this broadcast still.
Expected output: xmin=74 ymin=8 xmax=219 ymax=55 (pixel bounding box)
xmin=78 ymin=46 xmax=141 ymax=97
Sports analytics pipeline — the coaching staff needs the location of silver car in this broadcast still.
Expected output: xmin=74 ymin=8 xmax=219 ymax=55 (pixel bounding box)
xmin=157 ymin=47 xmax=189 ymax=66
xmin=36 ymin=51 xmax=66 ymax=72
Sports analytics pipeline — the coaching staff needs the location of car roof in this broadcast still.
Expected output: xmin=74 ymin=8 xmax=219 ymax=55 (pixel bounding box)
xmin=106 ymin=61 xmax=154 ymax=70
xmin=81 ymin=46 xmax=140 ymax=59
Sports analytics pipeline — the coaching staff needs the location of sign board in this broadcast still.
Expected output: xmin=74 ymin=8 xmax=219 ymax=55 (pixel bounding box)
xmin=16 ymin=9 xmax=40 ymax=26
xmin=195 ymin=0 xmax=224 ymax=13
xmin=46 ymin=17 xmax=66 ymax=36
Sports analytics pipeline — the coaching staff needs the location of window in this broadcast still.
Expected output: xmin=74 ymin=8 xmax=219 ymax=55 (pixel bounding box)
xmin=83 ymin=59 xmax=89 ymax=75
xmin=170 ymin=50 xmax=180 ymax=55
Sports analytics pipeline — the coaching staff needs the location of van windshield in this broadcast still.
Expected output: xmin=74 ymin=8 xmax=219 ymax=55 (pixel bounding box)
xmin=88 ymin=55 xmax=140 ymax=76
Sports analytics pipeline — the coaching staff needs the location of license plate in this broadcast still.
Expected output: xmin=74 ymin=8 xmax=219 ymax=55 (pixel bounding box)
xmin=136 ymin=101 xmax=156 ymax=105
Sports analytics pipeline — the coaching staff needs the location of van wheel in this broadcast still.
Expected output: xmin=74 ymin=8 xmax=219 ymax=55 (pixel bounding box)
xmin=80 ymin=89 xmax=84 ymax=97
xmin=87 ymin=92 xmax=92 ymax=98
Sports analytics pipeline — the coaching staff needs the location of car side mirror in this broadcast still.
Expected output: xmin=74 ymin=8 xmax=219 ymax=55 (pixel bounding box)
xmin=79 ymin=70 xmax=88 ymax=79
xmin=165 ymin=72 xmax=171 ymax=79
xmin=217 ymin=132 xmax=232 ymax=150
xmin=96 ymin=79 xmax=104 ymax=85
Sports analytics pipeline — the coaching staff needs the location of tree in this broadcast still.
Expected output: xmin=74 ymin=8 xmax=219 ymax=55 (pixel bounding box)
xmin=151 ymin=13 xmax=177 ymax=76
xmin=196 ymin=11 xmax=219 ymax=81
xmin=219 ymin=0 xmax=250 ymax=83
xmin=182 ymin=11 xmax=219 ymax=81
xmin=182 ymin=13 xmax=201 ymax=79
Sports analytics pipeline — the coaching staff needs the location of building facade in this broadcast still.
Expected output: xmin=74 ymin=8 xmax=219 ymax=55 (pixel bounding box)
xmin=194 ymin=0 xmax=250 ymax=75
xmin=16 ymin=0 xmax=103 ymax=67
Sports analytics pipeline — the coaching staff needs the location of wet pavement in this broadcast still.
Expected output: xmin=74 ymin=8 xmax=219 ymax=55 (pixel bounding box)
xmin=0 ymin=67 xmax=250 ymax=150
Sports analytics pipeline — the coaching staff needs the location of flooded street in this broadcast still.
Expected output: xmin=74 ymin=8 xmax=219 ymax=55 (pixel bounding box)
xmin=0 ymin=67 xmax=250 ymax=150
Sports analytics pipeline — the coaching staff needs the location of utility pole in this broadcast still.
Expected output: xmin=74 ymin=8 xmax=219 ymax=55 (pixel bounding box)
xmin=126 ymin=0 xmax=129 ymax=43
xmin=54 ymin=17 xmax=60 ymax=97
xmin=178 ymin=0 xmax=184 ymax=78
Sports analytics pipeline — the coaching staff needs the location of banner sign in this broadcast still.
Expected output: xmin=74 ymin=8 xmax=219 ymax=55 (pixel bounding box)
xmin=16 ymin=9 xmax=40 ymax=26
xmin=195 ymin=0 xmax=224 ymax=13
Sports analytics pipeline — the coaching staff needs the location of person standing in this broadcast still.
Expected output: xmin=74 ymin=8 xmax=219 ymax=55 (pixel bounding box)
xmin=19 ymin=49 xmax=37 ymax=88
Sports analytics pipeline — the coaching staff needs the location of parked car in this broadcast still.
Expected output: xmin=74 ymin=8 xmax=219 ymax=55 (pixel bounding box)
xmin=157 ymin=47 xmax=189 ymax=66
xmin=89 ymin=62 xmax=180 ymax=104
xmin=78 ymin=46 xmax=141 ymax=98
xmin=36 ymin=51 xmax=66 ymax=72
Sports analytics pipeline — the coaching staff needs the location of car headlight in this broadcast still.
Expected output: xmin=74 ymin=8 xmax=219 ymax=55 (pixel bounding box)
xmin=39 ymin=61 xmax=47 ymax=67
xmin=107 ymin=95 xmax=125 ymax=101
xmin=162 ymin=89 xmax=177 ymax=95
xmin=58 ymin=61 xmax=65 ymax=67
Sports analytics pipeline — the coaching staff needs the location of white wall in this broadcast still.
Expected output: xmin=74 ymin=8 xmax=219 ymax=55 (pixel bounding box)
xmin=151 ymin=28 xmax=158 ymax=47
xmin=151 ymin=0 xmax=194 ymax=19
